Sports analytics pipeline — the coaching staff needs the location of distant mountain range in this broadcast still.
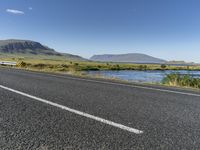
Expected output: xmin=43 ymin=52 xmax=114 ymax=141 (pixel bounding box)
xmin=0 ymin=39 xmax=197 ymax=65
xmin=0 ymin=39 xmax=85 ymax=61
xmin=90 ymin=53 xmax=167 ymax=64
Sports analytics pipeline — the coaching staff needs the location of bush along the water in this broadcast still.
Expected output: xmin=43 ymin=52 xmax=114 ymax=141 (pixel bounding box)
xmin=163 ymin=73 xmax=200 ymax=89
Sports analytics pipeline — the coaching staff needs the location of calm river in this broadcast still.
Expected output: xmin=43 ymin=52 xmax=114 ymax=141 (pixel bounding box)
xmin=88 ymin=70 xmax=200 ymax=83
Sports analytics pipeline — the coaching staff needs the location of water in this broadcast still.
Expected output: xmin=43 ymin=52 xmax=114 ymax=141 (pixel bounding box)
xmin=87 ymin=70 xmax=200 ymax=83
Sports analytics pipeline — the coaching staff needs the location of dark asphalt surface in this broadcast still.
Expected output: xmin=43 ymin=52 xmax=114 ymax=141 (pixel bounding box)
xmin=0 ymin=67 xmax=200 ymax=149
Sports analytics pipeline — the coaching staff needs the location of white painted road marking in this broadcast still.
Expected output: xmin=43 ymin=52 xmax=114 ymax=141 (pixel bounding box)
xmin=0 ymin=84 xmax=143 ymax=134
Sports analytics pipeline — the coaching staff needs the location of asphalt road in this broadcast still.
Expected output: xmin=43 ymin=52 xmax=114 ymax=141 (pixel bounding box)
xmin=0 ymin=67 xmax=200 ymax=150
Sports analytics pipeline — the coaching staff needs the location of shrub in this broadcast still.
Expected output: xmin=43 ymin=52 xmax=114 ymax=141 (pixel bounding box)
xmin=161 ymin=64 xmax=167 ymax=69
xmin=97 ymin=65 xmax=102 ymax=68
xmin=17 ymin=61 xmax=27 ymax=67
xmin=138 ymin=65 xmax=147 ymax=70
xmin=60 ymin=64 xmax=69 ymax=68
xmin=74 ymin=63 xmax=79 ymax=66
xmin=81 ymin=66 xmax=100 ymax=71
xmin=33 ymin=63 xmax=48 ymax=69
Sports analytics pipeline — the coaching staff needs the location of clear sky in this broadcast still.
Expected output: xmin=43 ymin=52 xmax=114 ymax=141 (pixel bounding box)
xmin=0 ymin=0 xmax=200 ymax=62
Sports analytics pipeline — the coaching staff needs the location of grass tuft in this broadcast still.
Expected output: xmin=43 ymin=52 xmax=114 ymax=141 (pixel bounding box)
xmin=163 ymin=73 xmax=200 ymax=89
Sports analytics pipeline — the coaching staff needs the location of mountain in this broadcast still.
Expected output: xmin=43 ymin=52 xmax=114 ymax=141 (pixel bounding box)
xmin=0 ymin=39 xmax=59 ymax=55
xmin=0 ymin=39 xmax=85 ymax=60
xmin=90 ymin=53 xmax=166 ymax=64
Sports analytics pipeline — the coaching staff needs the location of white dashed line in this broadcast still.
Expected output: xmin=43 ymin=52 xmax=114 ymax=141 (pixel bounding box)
xmin=0 ymin=84 xmax=143 ymax=134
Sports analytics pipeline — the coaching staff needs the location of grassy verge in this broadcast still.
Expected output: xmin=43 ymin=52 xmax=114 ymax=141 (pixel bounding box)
xmin=17 ymin=61 xmax=200 ymax=72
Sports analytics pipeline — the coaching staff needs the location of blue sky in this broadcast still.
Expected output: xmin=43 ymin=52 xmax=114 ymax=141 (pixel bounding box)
xmin=0 ymin=0 xmax=200 ymax=62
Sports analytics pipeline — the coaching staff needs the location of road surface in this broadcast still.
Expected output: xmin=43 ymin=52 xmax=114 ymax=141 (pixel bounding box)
xmin=0 ymin=67 xmax=200 ymax=149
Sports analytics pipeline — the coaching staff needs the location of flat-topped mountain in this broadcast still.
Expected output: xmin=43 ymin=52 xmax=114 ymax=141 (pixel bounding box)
xmin=90 ymin=53 xmax=166 ymax=64
xmin=0 ymin=39 xmax=59 ymax=55
xmin=0 ymin=39 xmax=85 ymax=60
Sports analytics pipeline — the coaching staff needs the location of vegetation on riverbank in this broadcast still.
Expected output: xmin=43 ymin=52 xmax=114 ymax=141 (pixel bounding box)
xmin=16 ymin=60 xmax=200 ymax=72
xmin=163 ymin=73 xmax=200 ymax=89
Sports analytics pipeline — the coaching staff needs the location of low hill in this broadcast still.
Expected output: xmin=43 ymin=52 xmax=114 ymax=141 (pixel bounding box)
xmin=90 ymin=53 xmax=166 ymax=64
xmin=0 ymin=39 xmax=85 ymax=61
xmin=166 ymin=61 xmax=198 ymax=66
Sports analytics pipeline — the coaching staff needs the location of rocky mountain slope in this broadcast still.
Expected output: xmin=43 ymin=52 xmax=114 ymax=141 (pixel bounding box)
xmin=0 ymin=39 xmax=85 ymax=60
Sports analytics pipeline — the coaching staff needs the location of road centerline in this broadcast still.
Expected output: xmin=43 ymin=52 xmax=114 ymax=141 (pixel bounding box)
xmin=0 ymin=84 xmax=143 ymax=134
